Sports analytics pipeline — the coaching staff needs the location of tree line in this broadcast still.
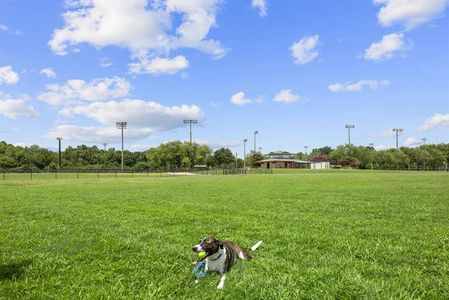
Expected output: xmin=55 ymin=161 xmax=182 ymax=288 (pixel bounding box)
xmin=0 ymin=140 xmax=448 ymax=171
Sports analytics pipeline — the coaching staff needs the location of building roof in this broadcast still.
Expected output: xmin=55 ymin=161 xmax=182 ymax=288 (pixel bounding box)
xmin=259 ymin=159 xmax=311 ymax=163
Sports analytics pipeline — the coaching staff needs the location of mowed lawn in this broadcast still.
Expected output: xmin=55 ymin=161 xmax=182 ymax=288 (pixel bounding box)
xmin=1 ymin=171 xmax=448 ymax=299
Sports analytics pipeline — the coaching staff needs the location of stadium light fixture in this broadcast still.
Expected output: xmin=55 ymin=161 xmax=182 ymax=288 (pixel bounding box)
xmin=392 ymin=128 xmax=403 ymax=150
xmin=116 ymin=121 xmax=127 ymax=172
xmin=345 ymin=124 xmax=355 ymax=146
xmin=254 ymin=130 xmax=258 ymax=153
xmin=183 ymin=120 xmax=198 ymax=145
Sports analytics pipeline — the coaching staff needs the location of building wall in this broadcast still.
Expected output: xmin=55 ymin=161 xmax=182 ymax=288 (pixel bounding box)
xmin=310 ymin=162 xmax=330 ymax=170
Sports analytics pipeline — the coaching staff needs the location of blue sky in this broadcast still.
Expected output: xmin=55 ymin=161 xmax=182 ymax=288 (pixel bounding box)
xmin=0 ymin=0 xmax=448 ymax=155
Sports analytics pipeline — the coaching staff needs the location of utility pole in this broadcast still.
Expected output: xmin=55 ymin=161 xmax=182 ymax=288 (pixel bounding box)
xmin=103 ymin=143 xmax=107 ymax=151
xmin=392 ymin=128 xmax=403 ymax=150
xmin=183 ymin=120 xmax=198 ymax=145
xmin=243 ymin=139 xmax=248 ymax=168
xmin=369 ymin=143 xmax=374 ymax=170
xmin=56 ymin=137 xmax=62 ymax=169
xmin=116 ymin=122 xmax=127 ymax=172
xmin=254 ymin=130 xmax=258 ymax=153
xmin=345 ymin=124 xmax=355 ymax=146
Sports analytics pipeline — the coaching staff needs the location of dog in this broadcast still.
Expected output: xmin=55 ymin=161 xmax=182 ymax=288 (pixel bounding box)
xmin=192 ymin=236 xmax=262 ymax=290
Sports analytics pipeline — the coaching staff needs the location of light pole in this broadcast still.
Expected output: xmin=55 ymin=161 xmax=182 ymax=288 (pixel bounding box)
xmin=235 ymin=152 xmax=238 ymax=167
xmin=116 ymin=121 xmax=127 ymax=172
xmin=345 ymin=124 xmax=355 ymax=146
xmin=103 ymin=143 xmax=107 ymax=151
xmin=421 ymin=138 xmax=427 ymax=145
xmin=304 ymin=146 xmax=308 ymax=156
xmin=183 ymin=120 xmax=198 ymax=145
xmin=254 ymin=130 xmax=258 ymax=153
xmin=243 ymin=139 xmax=248 ymax=168
xmin=369 ymin=143 xmax=374 ymax=170
xmin=56 ymin=137 xmax=62 ymax=169
xmin=392 ymin=128 xmax=403 ymax=150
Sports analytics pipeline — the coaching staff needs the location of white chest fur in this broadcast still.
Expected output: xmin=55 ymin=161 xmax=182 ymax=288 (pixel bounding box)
xmin=205 ymin=248 xmax=226 ymax=273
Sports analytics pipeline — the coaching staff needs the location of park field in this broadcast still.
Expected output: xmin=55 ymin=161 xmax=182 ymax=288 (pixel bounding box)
xmin=1 ymin=170 xmax=448 ymax=299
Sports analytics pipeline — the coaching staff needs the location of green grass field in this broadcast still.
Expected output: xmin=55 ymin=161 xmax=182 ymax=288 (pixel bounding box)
xmin=1 ymin=170 xmax=448 ymax=299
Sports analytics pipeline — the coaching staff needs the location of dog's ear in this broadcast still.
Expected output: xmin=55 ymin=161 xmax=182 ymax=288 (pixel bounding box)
xmin=218 ymin=241 xmax=224 ymax=249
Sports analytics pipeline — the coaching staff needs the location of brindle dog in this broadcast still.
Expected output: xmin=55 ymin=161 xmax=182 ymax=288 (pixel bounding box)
xmin=192 ymin=236 xmax=254 ymax=290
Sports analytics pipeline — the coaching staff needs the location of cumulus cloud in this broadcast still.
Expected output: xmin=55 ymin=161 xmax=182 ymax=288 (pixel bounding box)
xmin=252 ymin=0 xmax=267 ymax=16
xmin=374 ymin=0 xmax=449 ymax=30
xmin=274 ymin=89 xmax=300 ymax=103
xmin=403 ymin=137 xmax=422 ymax=147
xmin=0 ymin=94 xmax=39 ymax=119
xmin=55 ymin=99 xmax=203 ymax=142
xmin=38 ymin=76 xmax=131 ymax=105
xmin=48 ymin=0 xmax=225 ymax=74
xmin=290 ymin=35 xmax=319 ymax=65
xmin=40 ymin=67 xmax=57 ymax=78
xmin=59 ymin=98 xmax=203 ymax=128
xmin=230 ymin=91 xmax=262 ymax=106
xmin=418 ymin=113 xmax=449 ymax=131
xmin=375 ymin=145 xmax=392 ymax=151
xmin=328 ymin=79 xmax=390 ymax=92
xmin=129 ymin=55 xmax=189 ymax=75
xmin=0 ymin=66 xmax=20 ymax=85
xmin=364 ymin=33 xmax=406 ymax=61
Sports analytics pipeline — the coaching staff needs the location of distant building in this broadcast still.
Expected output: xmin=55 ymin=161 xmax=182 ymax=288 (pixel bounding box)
xmin=259 ymin=158 xmax=311 ymax=169
xmin=259 ymin=151 xmax=311 ymax=169
xmin=310 ymin=162 xmax=331 ymax=170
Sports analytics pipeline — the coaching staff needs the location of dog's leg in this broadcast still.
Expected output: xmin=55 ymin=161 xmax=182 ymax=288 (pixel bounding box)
xmin=217 ymin=274 xmax=226 ymax=290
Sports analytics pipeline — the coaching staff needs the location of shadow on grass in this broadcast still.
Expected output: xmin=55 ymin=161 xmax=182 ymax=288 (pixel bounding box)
xmin=0 ymin=259 xmax=32 ymax=281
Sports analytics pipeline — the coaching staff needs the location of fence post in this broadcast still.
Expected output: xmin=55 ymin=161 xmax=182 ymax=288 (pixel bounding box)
xmin=131 ymin=169 xmax=134 ymax=177
xmin=55 ymin=169 xmax=57 ymax=179
xmin=97 ymin=170 xmax=99 ymax=178
xmin=147 ymin=170 xmax=149 ymax=177
xmin=115 ymin=170 xmax=117 ymax=178
xmin=77 ymin=169 xmax=79 ymax=179
xmin=2 ymin=171 xmax=5 ymax=180
xmin=30 ymin=170 xmax=32 ymax=180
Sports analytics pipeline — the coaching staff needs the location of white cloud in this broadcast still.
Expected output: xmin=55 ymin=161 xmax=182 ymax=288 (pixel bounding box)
xmin=230 ymin=91 xmax=262 ymax=106
xmin=0 ymin=66 xmax=20 ymax=85
xmin=59 ymin=99 xmax=203 ymax=130
xmin=328 ymin=79 xmax=390 ymax=92
xmin=46 ymin=125 xmax=154 ymax=143
xmin=374 ymin=0 xmax=449 ymax=30
xmin=129 ymin=55 xmax=189 ymax=75
xmin=364 ymin=33 xmax=406 ymax=61
xmin=274 ymin=89 xmax=300 ymax=103
xmin=40 ymin=67 xmax=57 ymax=79
xmin=0 ymin=23 xmax=22 ymax=35
xmin=418 ymin=113 xmax=449 ymax=131
xmin=49 ymin=0 xmax=225 ymax=74
xmin=49 ymin=98 xmax=203 ymax=143
xmin=252 ymin=0 xmax=267 ymax=16
xmin=403 ymin=137 xmax=422 ymax=147
xmin=0 ymin=95 xmax=39 ymax=119
xmin=100 ymin=57 xmax=113 ymax=68
xmin=38 ymin=76 xmax=131 ymax=105
xmin=290 ymin=35 xmax=319 ymax=65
